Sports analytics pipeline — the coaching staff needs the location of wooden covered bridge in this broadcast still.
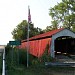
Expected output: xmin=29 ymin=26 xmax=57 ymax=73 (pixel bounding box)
xmin=19 ymin=28 xmax=75 ymax=58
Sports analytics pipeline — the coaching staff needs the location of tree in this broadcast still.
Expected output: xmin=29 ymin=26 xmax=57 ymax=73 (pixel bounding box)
xmin=43 ymin=26 xmax=53 ymax=32
xmin=12 ymin=20 xmax=28 ymax=40
xmin=49 ymin=0 xmax=75 ymax=31
xmin=11 ymin=20 xmax=43 ymax=40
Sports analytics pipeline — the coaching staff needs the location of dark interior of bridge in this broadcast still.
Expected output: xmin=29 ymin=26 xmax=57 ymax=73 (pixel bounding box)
xmin=55 ymin=36 xmax=75 ymax=55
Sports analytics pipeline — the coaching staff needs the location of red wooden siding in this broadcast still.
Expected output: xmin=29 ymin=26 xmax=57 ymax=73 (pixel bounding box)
xmin=19 ymin=38 xmax=51 ymax=57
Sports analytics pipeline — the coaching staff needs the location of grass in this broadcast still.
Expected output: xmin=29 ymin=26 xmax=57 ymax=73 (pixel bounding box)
xmin=6 ymin=66 xmax=75 ymax=75
xmin=6 ymin=63 xmax=75 ymax=75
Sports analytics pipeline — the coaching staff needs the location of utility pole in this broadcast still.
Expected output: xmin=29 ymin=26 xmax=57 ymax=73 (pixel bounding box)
xmin=27 ymin=22 xmax=29 ymax=68
xmin=27 ymin=6 xmax=31 ymax=68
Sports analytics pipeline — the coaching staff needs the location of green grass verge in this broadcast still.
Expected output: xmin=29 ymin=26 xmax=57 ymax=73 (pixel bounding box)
xmin=6 ymin=65 xmax=75 ymax=75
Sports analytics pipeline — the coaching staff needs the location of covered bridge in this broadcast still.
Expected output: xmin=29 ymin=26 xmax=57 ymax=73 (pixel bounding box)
xmin=19 ymin=28 xmax=75 ymax=58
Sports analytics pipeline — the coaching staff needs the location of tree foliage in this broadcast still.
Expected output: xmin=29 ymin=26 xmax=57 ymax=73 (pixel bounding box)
xmin=11 ymin=20 xmax=44 ymax=40
xmin=43 ymin=26 xmax=53 ymax=32
xmin=49 ymin=0 xmax=75 ymax=31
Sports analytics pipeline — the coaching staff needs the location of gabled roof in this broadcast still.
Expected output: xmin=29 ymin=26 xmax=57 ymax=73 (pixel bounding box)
xmin=22 ymin=28 xmax=64 ymax=42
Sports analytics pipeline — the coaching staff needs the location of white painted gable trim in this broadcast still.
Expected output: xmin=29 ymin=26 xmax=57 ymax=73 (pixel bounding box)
xmin=53 ymin=29 xmax=75 ymax=39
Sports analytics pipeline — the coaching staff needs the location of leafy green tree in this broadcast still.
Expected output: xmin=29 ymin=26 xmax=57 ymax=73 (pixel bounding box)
xmin=12 ymin=20 xmax=27 ymax=40
xmin=11 ymin=20 xmax=43 ymax=40
xmin=43 ymin=26 xmax=53 ymax=32
xmin=49 ymin=0 xmax=75 ymax=31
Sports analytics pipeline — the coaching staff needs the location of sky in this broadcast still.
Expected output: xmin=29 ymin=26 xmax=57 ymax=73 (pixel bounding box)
xmin=0 ymin=0 xmax=62 ymax=45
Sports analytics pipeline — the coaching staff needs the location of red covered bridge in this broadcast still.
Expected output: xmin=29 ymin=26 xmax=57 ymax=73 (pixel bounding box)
xmin=19 ymin=28 xmax=75 ymax=58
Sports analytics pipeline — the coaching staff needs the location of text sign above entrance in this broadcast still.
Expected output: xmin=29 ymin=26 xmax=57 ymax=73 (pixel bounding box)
xmin=9 ymin=41 xmax=21 ymax=45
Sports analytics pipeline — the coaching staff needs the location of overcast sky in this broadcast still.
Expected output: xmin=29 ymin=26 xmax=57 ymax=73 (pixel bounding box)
xmin=0 ymin=0 xmax=62 ymax=45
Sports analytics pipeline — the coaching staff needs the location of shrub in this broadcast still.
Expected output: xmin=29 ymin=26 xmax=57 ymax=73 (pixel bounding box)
xmin=40 ymin=43 xmax=54 ymax=63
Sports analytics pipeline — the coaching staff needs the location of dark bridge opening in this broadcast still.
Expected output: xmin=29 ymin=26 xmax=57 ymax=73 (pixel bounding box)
xmin=55 ymin=36 xmax=75 ymax=56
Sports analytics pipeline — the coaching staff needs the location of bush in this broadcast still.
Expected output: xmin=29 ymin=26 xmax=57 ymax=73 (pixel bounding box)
xmin=19 ymin=49 xmax=27 ymax=66
xmin=40 ymin=44 xmax=54 ymax=63
xmin=19 ymin=49 xmax=37 ymax=66
xmin=6 ymin=46 xmax=38 ymax=67
xmin=5 ymin=45 xmax=12 ymax=55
